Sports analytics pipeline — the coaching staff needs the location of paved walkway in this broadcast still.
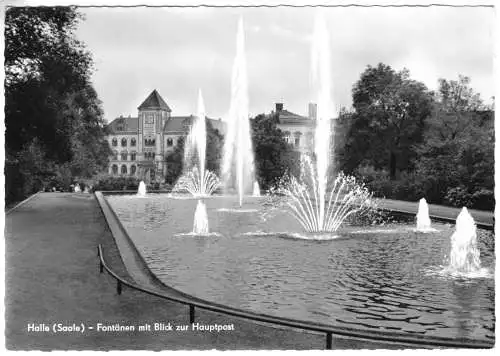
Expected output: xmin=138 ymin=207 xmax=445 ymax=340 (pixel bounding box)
xmin=378 ymin=199 xmax=494 ymax=228
xmin=5 ymin=193 xmax=406 ymax=350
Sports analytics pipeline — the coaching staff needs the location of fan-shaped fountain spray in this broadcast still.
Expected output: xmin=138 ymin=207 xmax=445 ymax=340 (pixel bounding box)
xmin=280 ymin=156 xmax=372 ymax=233
xmin=221 ymin=17 xmax=255 ymax=207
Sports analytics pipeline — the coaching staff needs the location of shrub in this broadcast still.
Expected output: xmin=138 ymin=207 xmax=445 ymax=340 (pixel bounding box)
xmin=471 ymin=189 xmax=494 ymax=211
xmin=444 ymin=186 xmax=474 ymax=208
xmin=93 ymin=176 xmax=140 ymax=191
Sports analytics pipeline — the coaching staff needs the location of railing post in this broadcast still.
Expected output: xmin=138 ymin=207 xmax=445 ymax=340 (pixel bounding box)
xmin=117 ymin=280 xmax=122 ymax=295
xmin=326 ymin=332 xmax=332 ymax=350
xmin=189 ymin=305 xmax=195 ymax=324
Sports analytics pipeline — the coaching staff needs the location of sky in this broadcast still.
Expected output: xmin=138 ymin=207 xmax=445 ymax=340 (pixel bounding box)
xmin=75 ymin=5 xmax=495 ymax=122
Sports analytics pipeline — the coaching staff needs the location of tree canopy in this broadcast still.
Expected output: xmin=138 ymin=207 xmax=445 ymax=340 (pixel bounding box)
xmin=5 ymin=7 xmax=110 ymax=202
xmin=251 ymin=113 xmax=300 ymax=190
xmin=413 ymin=76 xmax=494 ymax=207
xmin=343 ymin=63 xmax=433 ymax=179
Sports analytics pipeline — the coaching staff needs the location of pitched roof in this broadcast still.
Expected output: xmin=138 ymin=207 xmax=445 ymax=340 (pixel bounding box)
xmin=106 ymin=116 xmax=139 ymax=134
xmin=138 ymin=89 xmax=171 ymax=112
xmin=163 ymin=116 xmax=227 ymax=134
xmin=279 ymin=109 xmax=306 ymax=119
xmin=163 ymin=116 xmax=192 ymax=133
xmin=277 ymin=109 xmax=313 ymax=126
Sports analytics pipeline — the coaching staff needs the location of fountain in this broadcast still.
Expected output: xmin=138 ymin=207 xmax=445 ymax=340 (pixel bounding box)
xmin=447 ymin=207 xmax=481 ymax=274
xmin=280 ymin=156 xmax=372 ymax=233
xmin=172 ymin=90 xmax=220 ymax=197
xmin=415 ymin=198 xmax=436 ymax=232
xmin=137 ymin=181 xmax=147 ymax=197
xmin=173 ymin=166 xmax=220 ymax=197
xmin=221 ymin=17 xmax=255 ymax=207
xmin=193 ymin=200 xmax=209 ymax=235
xmin=278 ymin=12 xmax=373 ymax=234
xmin=252 ymin=181 xmax=261 ymax=197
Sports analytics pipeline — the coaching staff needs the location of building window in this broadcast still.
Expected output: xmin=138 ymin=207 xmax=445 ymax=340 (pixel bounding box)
xmin=112 ymin=138 xmax=117 ymax=146
xmin=131 ymin=138 xmax=136 ymax=147
xmin=121 ymin=152 xmax=127 ymax=161
xmin=131 ymin=165 xmax=136 ymax=175
xmin=121 ymin=165 xmax=127 ymax=174
xmin=283 ymin=131 xmax=292 ymax=144
xmin=294 ymin=132 xmax=302 ymax=147
xmin=130 ymin=152 xmax=136 ymax=161
xmin=121 ymin=138 xmax=127 ymax=147
xmin=152 ymin=152 xmax=155 ymax=160
xmin=144 ymin=138 xmax=156 ymax=146
xmin=112 ymin=150 xmax=118 ymax=160
xmin=167 ymin=138 xmax=173 ymax=147
xmin=112 ymin=164 xmax=118 ymax=175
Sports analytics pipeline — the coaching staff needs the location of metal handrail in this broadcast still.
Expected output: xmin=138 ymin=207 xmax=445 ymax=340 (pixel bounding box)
xmin=97 ymin=244 xmax=494 ymax=349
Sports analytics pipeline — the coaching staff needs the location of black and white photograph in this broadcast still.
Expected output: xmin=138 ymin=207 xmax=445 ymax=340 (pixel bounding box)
xmin=2 ymin=0 xmax=497 ymax=351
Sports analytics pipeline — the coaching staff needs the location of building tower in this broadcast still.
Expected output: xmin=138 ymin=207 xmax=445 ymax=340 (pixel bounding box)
xmin=137 ymin=89 xmax=171 ymax=182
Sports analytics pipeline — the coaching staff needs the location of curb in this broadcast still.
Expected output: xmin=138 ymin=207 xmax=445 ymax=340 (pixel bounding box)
xmin=5 ymin=191 xmax=41 ymax=215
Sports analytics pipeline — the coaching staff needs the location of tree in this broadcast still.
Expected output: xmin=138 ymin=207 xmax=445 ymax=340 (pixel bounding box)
xmin=165 ymin=137 xmax=185 ymax=185
xmin=345 ymin=63 xmax=433 ymax=179
xmin=414 ymin=76 xmax=494 ymax=208
xmin=251 ymin=113 xmax=300 ymax=190
xmin=205 ymin=120 xmax=224 ymax=174
xmin=5 ymin=7 xmax=109 ymax=201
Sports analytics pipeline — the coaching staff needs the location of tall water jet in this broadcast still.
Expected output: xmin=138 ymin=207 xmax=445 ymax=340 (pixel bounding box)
xmin=310 ymin=11 xmax=333 ymax=230
xmin=137 ymin=181 xmax=147 ymax=197
xmin=416 ymin=198 xmax=434 ymax=232
xmin=278 ymin=12 xmax=374 ymax=233
xmin=222 ymin=17 xmax=255 ymax=207
xmin=448 ymin=207 xmax=481 ymax=273
xmin=193 ymin=200 xmax=209 ymax=235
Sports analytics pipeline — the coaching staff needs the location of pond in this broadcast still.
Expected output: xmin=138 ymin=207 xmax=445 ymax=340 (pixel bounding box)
xmin=107 ymin=194 xmax=495 ymax=343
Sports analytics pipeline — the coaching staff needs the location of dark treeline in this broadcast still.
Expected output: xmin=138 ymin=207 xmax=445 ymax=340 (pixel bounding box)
xmin=337 ymin=64 xmax=494 ymax=210
xmin=5 ymin=7 xmax=111 ymax=204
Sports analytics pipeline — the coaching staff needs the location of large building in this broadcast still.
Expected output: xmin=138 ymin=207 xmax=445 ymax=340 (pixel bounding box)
xmin=105 ymin=90 xmax=224 ymax=182
xmin=274 ymin=102 xmax=317 ymax=154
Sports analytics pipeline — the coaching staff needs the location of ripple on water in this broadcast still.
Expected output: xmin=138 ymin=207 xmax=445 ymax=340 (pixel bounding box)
xmin=105 ymin=194 xmax=495 ymax=342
